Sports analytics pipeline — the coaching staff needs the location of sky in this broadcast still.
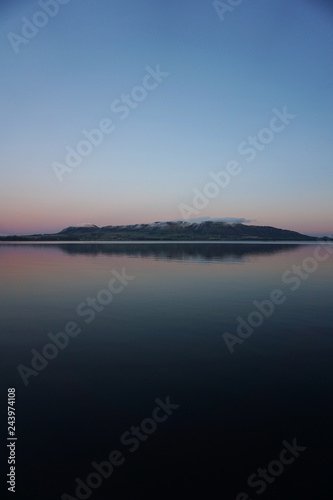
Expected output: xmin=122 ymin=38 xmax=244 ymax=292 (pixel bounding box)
xmin=0 ymin=0 xmax=332 ymax=236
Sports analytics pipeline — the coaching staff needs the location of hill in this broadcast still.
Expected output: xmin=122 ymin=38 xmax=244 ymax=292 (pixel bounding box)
xmin=0 ymin=220 xmax=328 ymax=241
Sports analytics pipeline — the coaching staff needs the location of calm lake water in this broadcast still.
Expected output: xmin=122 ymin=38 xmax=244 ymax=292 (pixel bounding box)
xmin=1 ymin=242 xmax=333 ymax=499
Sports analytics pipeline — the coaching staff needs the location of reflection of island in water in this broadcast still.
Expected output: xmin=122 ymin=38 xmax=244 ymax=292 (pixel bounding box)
xmin=54 ymin=242 xmax=303 ymax=262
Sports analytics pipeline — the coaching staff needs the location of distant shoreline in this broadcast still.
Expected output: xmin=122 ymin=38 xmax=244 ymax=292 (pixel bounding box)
xmin=1 ymin=240 xmax=332 ymax=245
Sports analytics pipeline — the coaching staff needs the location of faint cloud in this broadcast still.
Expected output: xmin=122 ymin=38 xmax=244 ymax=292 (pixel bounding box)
xmin=177 ymin=216 xmax=253 ymax=224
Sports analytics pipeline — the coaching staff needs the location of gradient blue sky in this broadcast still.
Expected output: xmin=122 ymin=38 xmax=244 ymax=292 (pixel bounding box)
xmin=1 ymin=0 xmax=332 ymax=235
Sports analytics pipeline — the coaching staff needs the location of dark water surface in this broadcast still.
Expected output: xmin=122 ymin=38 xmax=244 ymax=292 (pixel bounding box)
xmin=1 ymin=242 xmax=333 ymax=499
